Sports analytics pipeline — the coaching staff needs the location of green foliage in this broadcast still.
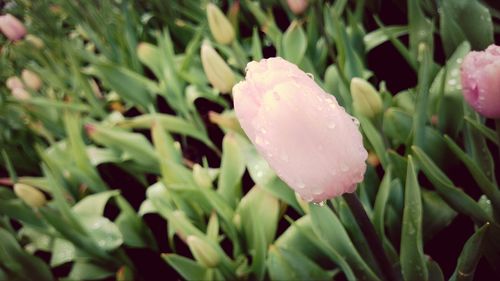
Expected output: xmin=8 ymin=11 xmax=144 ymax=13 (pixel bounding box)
xmin=1 ymin=0 xmax=499 ymax=280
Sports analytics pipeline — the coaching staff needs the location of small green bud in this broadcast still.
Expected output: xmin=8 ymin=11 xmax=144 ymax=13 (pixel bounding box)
xmin=186 ymin=235 xmax=220 ymax=268
xmin=201 ymin=43 xmax=236 ymax=93
xmin=14 ymin=183 xmax=47 ymax=208
xmin=25 ymin=34 xmax=44 ymax=49
xmin=206 ymin=3 xmax=235 ymax=45
xmin=350 ymin=77 xmax=383 ymax=118
xmin=193 ymin=164 xmax=213 ymax=189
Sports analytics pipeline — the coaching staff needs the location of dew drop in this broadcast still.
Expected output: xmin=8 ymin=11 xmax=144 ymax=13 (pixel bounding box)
xmin=313 ymin=189 xmax=323 ymax=195
xmin=313 ymin=200 xmax=326 ymax=206
xmin=327 ymin=122 xmax=336 ymax=129
xmin=306 ymin=73 xmax=314 ymax=80
xmin=448 ymin=79 xmax=457 ymax=86
xmin=456 ymin=58 xmax=463 ymax=64
xmin=297 ymin=182 xmax=306 ymax=189
xmin=280 ymin=153 xmax=289 ymax=162
xmin=341 ymin=164 xmax=349 ymax=172
xmin=351 ymin=117 xmax=360 ymax=126
xmin=255 ymin=136 xmax=264 ymax=146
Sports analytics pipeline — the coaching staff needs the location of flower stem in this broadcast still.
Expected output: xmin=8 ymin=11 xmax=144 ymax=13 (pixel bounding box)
xmin=496 ymin=119 xmax=500 ymax=161
xmin=342 ymin=192 xmax=398 ymax=281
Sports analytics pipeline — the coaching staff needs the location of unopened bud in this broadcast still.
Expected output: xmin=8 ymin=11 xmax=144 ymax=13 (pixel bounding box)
xmin=209 ymin=111 xmax=244 ymax=134
xmin=14 ymin=183 xmax=47 ymax=208
xmin=25 ymin=34 xmax=44 ymax=48
xmin=201 ymin=43 xmax=236 ymax=93
xmin=186 ymin=235 xmax=220 ymax=267
xmin=193 ymin=164 xmax=213 ymax=189
xmin=6 ymin=76 xmax=23 ymax=90
xmin=287 ymin=0 xmax=309 ymax=15
xmin=350 ymin=78 xmax=383 ymax=118
xmin=206 ymin=3 xmax=235 ymax=45
xmin=21 ymin=69 xmax=42 ymax=91
xmin=12 ymin=88 xmax=31 ymax=100
xmin=0 ymin=14 xmax=26 ymax=41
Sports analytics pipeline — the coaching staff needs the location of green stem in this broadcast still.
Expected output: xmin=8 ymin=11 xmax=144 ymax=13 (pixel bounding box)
xmin=496 ymin=119 xmax=500 ymax=161
xmin=342 ymin=192 xmax=399 ymax=281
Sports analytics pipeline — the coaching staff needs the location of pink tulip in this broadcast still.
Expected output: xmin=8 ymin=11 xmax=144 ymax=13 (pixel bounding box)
xmin=461 ymin=44 xmax=500 ymax=118
xmin=287 ymin=0 xmax=308 ymax=15
xmin=0 ymin=14 xmax=26 ymax=41
xmin=233 ymin=57 xmax=367 ymax=202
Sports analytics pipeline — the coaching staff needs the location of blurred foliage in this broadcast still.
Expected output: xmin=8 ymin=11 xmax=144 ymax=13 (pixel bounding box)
xmin=1 ymin=0 xmax=500 ymax=280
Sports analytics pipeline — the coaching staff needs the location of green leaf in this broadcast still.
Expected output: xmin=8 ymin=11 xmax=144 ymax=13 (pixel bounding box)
xmin=87 ymin=62 xmax=156 ymax=110
xmin=267 ymin=246 xmax=333 ymax=281
xmin=309 ymin=204 xmax=381 ymax=281
xmin=0 ymin=228 xmax=54 ymax=281
xmin=464 ymin=116 xmax=499 ymax=146
xmin=282 ymin=21 xmax=307 ymax=65
xmin=78 ymin=215 xmax=124 ymax=251
xmin=115 ymin=196 xmax=158 ymax=249
xmin=67 ymin=261 xmax=114 ymax=280
xmin=400 ymin=156 xmax=428 ymax=281
xmin=118 ymin=114 xmax=214 ymax=149
xmin=359 ymin=116 xmax=388 ymax=168
xmin=72 ymin=190 xmax=120 ymax=217
xmin=275 ymin=216 xmax=331 ymax=265
xmin=439 ymin=0 xmax=493 ymax=56
xmin=50 ymin=238 xmax=76 ymax=267
xmin=86 ymin=124 xmax=159 ymax=172
xmin=251 ymin=28 xmax=263 ymax=61
xmin=411 ymin=146 xmax=491 ymax=224
xmin=422 ymin=190 xmax=457 ymax=241
xmin=373 ymin=167 xmax=392 ymax=239
xmin=237 ymin=187 xmax=279 ymax=280
xmin=426 ymin=259 xmax=444 ymax=281
xmin=444 ymin=135 xmax=500 ymax=216
xmin=63 ymin=112 xmax=107 ymax=192
xmin=408 ymin=0 xmax=434 ymax=61
xmin=449 ymin=223 xmax=490 ymax=281
xmin=162 ymin=254 xmax=209 ymax=281
xmin=217 ymin=133 xmax=246 ymax=207
xmin=364 ymin=26 xmax=408 ymax=52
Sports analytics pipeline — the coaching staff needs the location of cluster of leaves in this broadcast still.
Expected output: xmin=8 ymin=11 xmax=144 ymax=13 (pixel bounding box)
xmin=1 ymin=0 xmax=500 ymax=280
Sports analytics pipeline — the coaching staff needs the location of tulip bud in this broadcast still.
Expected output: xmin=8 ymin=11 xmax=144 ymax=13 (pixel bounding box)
xmin=0 ymin=14 xmax=26 ymax=41
xmin=21 ymin=69 xmax=42 ymax=91
xmin=206 ymin=3 xmax=235 ymax=45
xmin=233 ymin=57 xmax=367 ymax=203
xmin=25 ymin=34 xmax=44 ymax=48
xmin=11 ymin=87 xmax=31 ymax=100
xmin=201 ymin=43 xmax=236 ymax=93
xmin=193 ymin=164 xmax=213 ymax=189
xmin=209 ymin=111 xmax=244 ymax=134
xmin=460 ymin=44 xmax=500 ymax=118
xmin=186 ymin=235 xmax=220 ymax=268
xmin=14 ymin=183 xmax=47 ymax=208
xmin=287 ymin=0 xmax=309 ymax=15
xmin=350 ymin=77 xmax=383 ymax=118
xmin=6 ymin=76 xmax=23 ymax=90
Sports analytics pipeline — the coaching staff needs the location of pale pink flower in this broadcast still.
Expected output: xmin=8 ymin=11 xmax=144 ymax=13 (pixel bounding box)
xmin=287 ymin=0 xmax=308 ymax=15
xmin=233 ymin=57 xmax=367 ymax=202
xmin=0 ymin=14 xmax=26 ymax=41
xmin=461 ymin=44 xmax=500 ymax=118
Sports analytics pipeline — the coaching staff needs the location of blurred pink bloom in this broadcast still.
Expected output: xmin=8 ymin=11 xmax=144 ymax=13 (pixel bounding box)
xmin=0 ymin=14 xmax=26 ymax=41
xmin=233 ymin=57 xmax=367 ymax=202
xmin=461 ymin=44 xmax=500 ymax=118
xmin=287 ymin=0 xmax=308 ymax=15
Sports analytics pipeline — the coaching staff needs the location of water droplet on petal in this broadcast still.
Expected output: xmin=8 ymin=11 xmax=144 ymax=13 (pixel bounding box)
xmin=297 ymin=182 xmax=306 ymax=189
xmin=313 ymin=200 xmax=326 ymax=206
xmin=306 ymin=73 xmax=314 ymax=80
xmin=281 ymin=153 xmax=289 ymax=162
xmin=341 ymin=164 xmax=349 ymax=172
xmin=327 ymin=122 xmax=336 ymax=129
